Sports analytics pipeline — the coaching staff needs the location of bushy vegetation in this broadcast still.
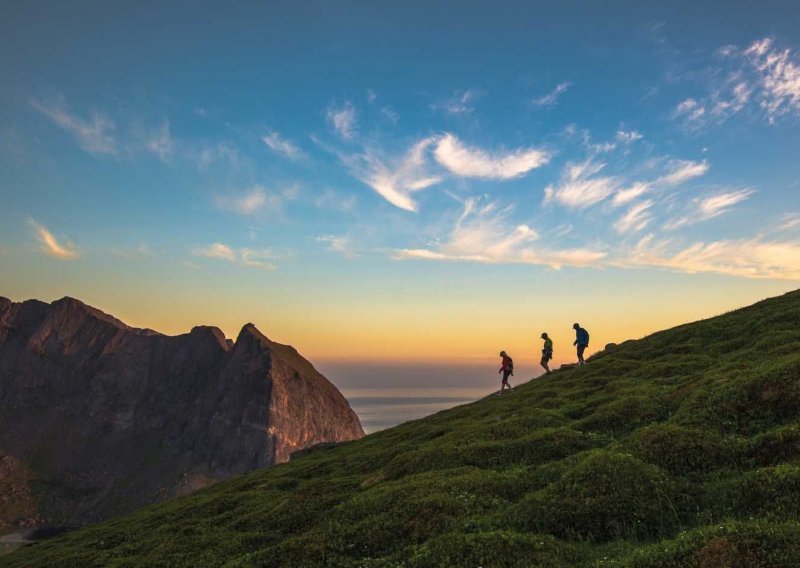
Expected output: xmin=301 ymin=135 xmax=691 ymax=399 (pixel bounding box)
xmin=5 ymin=290 xmax=800 ymax=567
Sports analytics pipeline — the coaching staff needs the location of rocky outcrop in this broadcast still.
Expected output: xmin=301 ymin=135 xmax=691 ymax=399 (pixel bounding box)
xmin=0 ymin=296 xmax=363 ymax=530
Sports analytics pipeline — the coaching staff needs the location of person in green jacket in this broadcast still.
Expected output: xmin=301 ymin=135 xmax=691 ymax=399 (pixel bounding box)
xmin=540 ymin=332 xmax=553 ymax=375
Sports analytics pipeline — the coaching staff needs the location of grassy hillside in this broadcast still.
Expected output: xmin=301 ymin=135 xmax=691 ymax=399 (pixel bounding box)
xmin=5 ymin=290 xmax=800 ymax=567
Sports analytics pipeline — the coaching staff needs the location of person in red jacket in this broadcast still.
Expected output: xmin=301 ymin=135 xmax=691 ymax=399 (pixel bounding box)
xmin=498 ymin=351 xmax=514 ymax=394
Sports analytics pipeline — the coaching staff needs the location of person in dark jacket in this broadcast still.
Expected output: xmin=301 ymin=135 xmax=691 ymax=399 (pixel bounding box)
xmin=540 ymin=333 xmax=553 ymax=374
xmin=498 ymin=351 xmax=514 ymax=394
xmin=573 ymin=323 xmax=589 ymax=365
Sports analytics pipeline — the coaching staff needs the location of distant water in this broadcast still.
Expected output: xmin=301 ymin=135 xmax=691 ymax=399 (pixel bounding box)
xmin=342 ymin=387 xmax=489 ymax=434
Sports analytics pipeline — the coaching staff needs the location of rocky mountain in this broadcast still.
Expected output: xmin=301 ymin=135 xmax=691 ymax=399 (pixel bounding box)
xmin=0 ymin=296 xmax=363 ymax=531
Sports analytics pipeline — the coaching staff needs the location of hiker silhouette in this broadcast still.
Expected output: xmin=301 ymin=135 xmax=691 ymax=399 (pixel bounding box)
xmin=540 ymin=332 xmax=553 ymax=374
xmin=573 ymin=323 xmax=590 ymax=366
xmin=498 ymin=351 xmax=514 ymax=394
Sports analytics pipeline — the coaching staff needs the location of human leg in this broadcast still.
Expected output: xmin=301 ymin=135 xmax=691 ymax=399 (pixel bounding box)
xmin=577 ymin=345 xmax=586 ymax=364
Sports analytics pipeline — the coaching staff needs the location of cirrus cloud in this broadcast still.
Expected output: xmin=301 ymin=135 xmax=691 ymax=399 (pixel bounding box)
xmin=664 ymin=188 xmax=755 ymax=230
xmin=327 ymin=100 xmax=357 ymax=140
xmin=394 ymin=197 xmax=606 ymax=269
xmin=673 ymin=36 xmax=800 ymax=129
xmin=215 ymin=185 xmax=297 ymax=216
xmin=29 ymin=219 xmax=79 ymax=260
xmin=262 ymin=130 xmax=305 ymax=160
xmin=531 ymin=81 xmax=572 ymax=107
xmin=31 ymin=98 xmax=117 ymax=155
xmin=342 ymin=136 xmax=442 ymax=212
xmin=191 ymin=242 xmax=288 ymax=270
xmin=625 ymin=233 xmax=800 ymax=280
xmin=544 ymin=159 xmax=619 ymax=208
xmin=614 ymin=200 xmax=655 ymax=234
xmin=433 ymin=133 xmax=551 ymax=180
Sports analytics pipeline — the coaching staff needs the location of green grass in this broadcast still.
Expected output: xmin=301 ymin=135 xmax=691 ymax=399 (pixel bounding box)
xmin=5 ymin=290 xmax=800 ymax=567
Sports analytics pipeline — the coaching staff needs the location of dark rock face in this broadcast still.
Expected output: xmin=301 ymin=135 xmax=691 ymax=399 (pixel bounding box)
xmin=0 ymin=296 xmax=363 ymax=530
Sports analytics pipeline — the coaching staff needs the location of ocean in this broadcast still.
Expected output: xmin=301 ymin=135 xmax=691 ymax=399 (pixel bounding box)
xmin=316 ymin=359 xmax=544 ymax=433
xmin=341 ymin=387 xmax=490 ymax=434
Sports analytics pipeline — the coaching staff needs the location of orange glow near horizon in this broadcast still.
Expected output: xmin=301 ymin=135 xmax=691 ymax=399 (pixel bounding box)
xmin=4 ymin=277 xmax=793 ymax=368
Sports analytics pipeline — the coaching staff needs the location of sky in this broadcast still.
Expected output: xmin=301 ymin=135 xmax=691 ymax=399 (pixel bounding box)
xmin=1 ymin=1 xmax=800 ymax=387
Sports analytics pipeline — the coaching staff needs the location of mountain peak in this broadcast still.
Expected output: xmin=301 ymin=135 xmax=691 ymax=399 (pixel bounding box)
xmin=235 ymin=322 xmax=271 ymax=346
xmin=49 ymin=296 xmax=131 ymax=330
xmin=189 ymin=325 xmax=230 ymax=351
xmin=53 ymin=295 xmax=85 ymax=306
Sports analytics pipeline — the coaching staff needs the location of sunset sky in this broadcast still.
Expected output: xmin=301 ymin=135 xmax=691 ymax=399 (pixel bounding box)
xmin=2 ymin=1 xmax=799 ymax=384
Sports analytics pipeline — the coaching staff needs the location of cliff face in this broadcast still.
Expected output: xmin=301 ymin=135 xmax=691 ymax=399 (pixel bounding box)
xmin=0 ymin=297 xmax=363 ymax=531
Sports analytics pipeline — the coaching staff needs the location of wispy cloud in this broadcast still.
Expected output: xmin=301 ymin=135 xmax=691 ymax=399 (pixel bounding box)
xmin=395 ymin=198 xmax=538 ymax=262
xmin=262 ymin=130 xmax=305 ymax=160
xmin=546 ymin=154 xmax=708 ymax=210
xmin=626 ymin=234 xmax=800 ymax=280
xmin=337 ymin=132 xmax=550 ymax=211
xmin=192 ymin=242 xmax=236 ymax=262
xmin=432 ymin=89 xmax=481 ymax=115
xmin=380 ymin=106 xmax=400 ymax=124
xmin=30 ymin=98 xmax=117 ymax=155
xmin=145 ymin=121 xmax=174 ymax=162
xmin=31 ymin=94 xmax=247 ymax=173
xmin=673 ymin=36 xmax=800 ymax=128
xmin=394 ymin=197 xmax=606 ymax=269
xmin=673 ymin=98 xmax=707 ymax=127
xmin=696 ymin=188 xmax=755 ymax=217
xmin=316 ymin=235 xmax=358 ymax=258
xmin=344 ymin=136 xmax=442 ymax=212
xmin=743 ymin=37 xmax=800 ymax=121
xmin=672 ymin=85 xmax=750 ymax=129
xmin=433 ymin=133 xmax=551 ymax=180
xmin=616 ymin=129 xmax=644 ymax=143
xmin=665 ymin=188 xmax=755 ymax=230
xmin=191 ymin=140 xmax=242 ymax=171
xmin=215 ymin=185 xmax=296 ymax=216
xmin=544 ymin=159 xmax=619 ymax=208
xmin=612 ymin=182 xmax=651 ymax=206
xmin=239 ymin=248 xmax=285 ymax=269
xmin=614 ymin=200 xmax=655 ymax=234
xmin=111 ymin=243 xmax=153 ymax=258
xmin=216 ymin=187 xmax=269 ymax=215
xmin=327 ymin=100 xmax=357 ymax=140
xmin=531 ymin=82 xmax=572 ymax=107
xmin=191 ymin=242 xmax=287 ymax=269
xmin=777 ymin=212 xmax=800 ymax=232
xmin=29 ymin=219 xmax=79 ymax=259
xmin=656 ymin=159 xmax=709 ymax=186
xmin=314 ymin=188 xmax=357 ymax=212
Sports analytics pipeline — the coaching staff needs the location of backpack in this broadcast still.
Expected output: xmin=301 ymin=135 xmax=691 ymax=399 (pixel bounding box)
xmin=507 ymin=357 xmax=514 ymax=370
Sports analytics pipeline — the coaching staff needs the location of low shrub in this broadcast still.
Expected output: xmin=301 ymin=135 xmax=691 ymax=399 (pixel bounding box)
xmin=513 ymin=450 xmax=677 ymax=541
xmin=625 ymin=520 xmax=800 ymax=568
xmin=748 ymin=423 xmax=800 ymax=466
xmin=625 ymin=424 xmax=741 ymax=475
xmin=383 ymin=428 xmax=603 ymax=478
xmin=405 ymin=531 xmax=581 ymax=568
xmin=575 ymin=396 xmax=668 ymax=435
xmin=711 ymin=465 xmax=800 ymax=521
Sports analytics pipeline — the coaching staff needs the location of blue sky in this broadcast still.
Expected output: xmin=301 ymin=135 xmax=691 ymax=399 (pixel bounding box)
xmin=1 ymin=1 xmax=800 ymax=369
